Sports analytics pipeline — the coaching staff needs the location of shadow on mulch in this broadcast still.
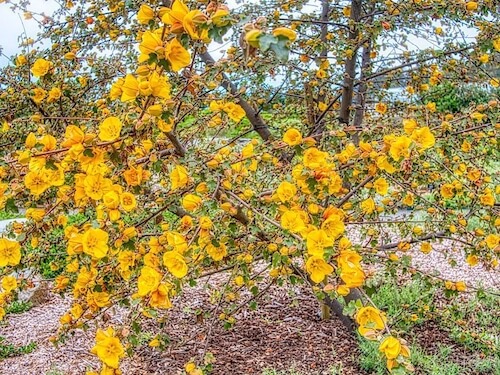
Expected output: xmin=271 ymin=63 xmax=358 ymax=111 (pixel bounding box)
xmin=125 ymin=285 xmax=367 ymax=375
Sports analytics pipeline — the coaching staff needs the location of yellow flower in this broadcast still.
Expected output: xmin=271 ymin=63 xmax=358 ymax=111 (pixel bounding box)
xmin=373 ymin=177 xmax=388 ymax=196
xmin=123 ymin=165 xmax=150 ymax=186
xmin=1 ymin=275 xmax=17 ymax=293
xmin=420 ymin=242 xmax=432 ymax=254
xmin=32 ymin=87 xmax=46 ymax=104
xmin=356 ymin=306 xmax=386 ymax=337
xmin=82 ymin=228 xmax=109 ymax=259
xmin=120 ymin=74 xmax=139 ymax=102
xmin=303 ymin=147 xmax=328 ymax=170
xmin=84 ymin=173 xmax=112 ymax=200
xmin=183 ymin=10 xmax=208 ymax=40
xmin=375 ymin=102 xmax=387 ymax=114
xmin=272 ymin=27 xmax=297 ymax=42
xmin=275 ymin=181 xmax=297 ymax=203
xmin=211 ymin=8 xmax=230 ymax=27
xmin=137 ymin=266 xmax=162 ymax=297
xmin=411 ymin=127 xmax=435 ymax=150
xmin=280 ymin=210 xmax=305 ymax=233
xmin=456 ymin=281 xmax=466 ymax=292
xmin=31 ymin=58 xmax=52 ymax=77
xmin=0 ymin=238 xmax=21 ymax=268
xmin=283 ymin=128 xmax=303 ymax=146
xmin=16 ymin=54 xmax=27 ymax=66
xmin=137 ymin=4 xmax=155 ymax=24
xmin=440 ymin=183 xmax=455 ymax=199
xmin=306 ymin=229 xmax=333 ymax=256
xmin=479 ymin=190 xmax=495 ymax=206
xmin=26 ymin=208 xmax=45 ymax=222
xmin=170 ymin=164 xmax=189 ymax=190
xmin=244 ymin=29 xmax=262 ymax=48
xmin=379 ymin=336 xmax=401 ymax=359
xmin=92 ymin=327 xmax=124 ymax=369
xmin=165 ymin=38 xmax=191 ymax=72
xmin=206 ymin=242 xmax=227 ymax=261
xmin=466 ymin=254 xmax=478 ymax=266
xmin=361 ymin=197 xmax=376 ymax=214
xmin=99 ymin=117 xmax=122 ymax=142
xmin=47 ymin=87 xmax=62 ymax=102
xmin=24 ymin=170 xmax=51 ymax=196
xmin=167 ymin=232 xmax=188 ymax=253
xmin=120 ymin=192 xmax=137 ymax=212
xmin=223 ymin=102 xmax=245 ymax=122
xmin=140 ymin=30 xmax=164 ymax=59
xmin=162 ymin=0 xmax=189 ymax=33
xmin=493 ymin=38 xmax=500 ymax=52
xmin=182 ymin=194 xmax=202 ymax=211
xmin=61 ymin=125 xmax=85 ymax=148
xmin=338 ymin=250 xmax=365 ymax=287
xmin=389 ymin=136 xmax=412 ymax=161
xmin=465 ymin=1 xmax=478 ymax=11
xmin=485 ymin=234 xmax=499 ymax=249
xmin=321 ymin=215 xmax=345 ymax=239
xmin=305 ymin=256 xmax=334 ymax=283
xmin=150 ymin=283 xmax=172 ymax=309
xmin=103 ymin=191 xmax=120 ymax=209
xmin=163 ymin=251 xmax=188 ymax=278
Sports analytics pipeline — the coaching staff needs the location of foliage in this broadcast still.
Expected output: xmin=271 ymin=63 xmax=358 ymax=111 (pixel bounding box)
xmin=0 ymin=335 xmax=37 ymax=359
xmin=420 ymin=82 xmax=499 ymax=113
xmin=0 ymin=0 xmax=498 ymax=374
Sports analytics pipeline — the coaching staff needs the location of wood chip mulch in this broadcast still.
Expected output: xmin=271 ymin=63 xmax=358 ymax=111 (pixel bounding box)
xmin=0 ymin=282 xmax=366 ymax=375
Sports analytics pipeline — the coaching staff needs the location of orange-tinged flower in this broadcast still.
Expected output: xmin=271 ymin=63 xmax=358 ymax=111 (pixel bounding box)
xmin=150 ymin=283 xmax=172 ymax=309
xmin=375 ymin=102 xmax=387 ymax=114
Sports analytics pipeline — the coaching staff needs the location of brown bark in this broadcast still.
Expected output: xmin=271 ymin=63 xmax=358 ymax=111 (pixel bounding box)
xmin=200 ymin=51 xmax=272 ymax=141
xmin=338 ymin=0 xmax=362 ymax=126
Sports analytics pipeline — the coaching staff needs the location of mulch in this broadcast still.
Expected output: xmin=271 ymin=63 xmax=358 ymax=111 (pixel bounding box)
xmin=125 ymin=284 xmax=366 ymax=375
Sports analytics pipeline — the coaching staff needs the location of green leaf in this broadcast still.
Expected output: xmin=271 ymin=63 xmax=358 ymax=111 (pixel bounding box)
xmin=269 ymin=40 xmax=290 ymax=63
xmin=258 ymin=34 xmax=277 ymax=52
xmin=5 ymin=198 xmax=18 ymax=213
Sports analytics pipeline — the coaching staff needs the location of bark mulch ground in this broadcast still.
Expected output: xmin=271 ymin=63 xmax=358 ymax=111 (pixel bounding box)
xmin=0 ymin=283 xmax=366 ymax=375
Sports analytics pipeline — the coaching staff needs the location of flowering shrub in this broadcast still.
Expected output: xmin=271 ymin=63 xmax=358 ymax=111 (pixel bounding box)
xmin=0 ymin=0 xmax=499 ymax=373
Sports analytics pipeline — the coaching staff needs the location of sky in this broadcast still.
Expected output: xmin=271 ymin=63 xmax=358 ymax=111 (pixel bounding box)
xmin=0 ymin=0 xmax=60 ymax=66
